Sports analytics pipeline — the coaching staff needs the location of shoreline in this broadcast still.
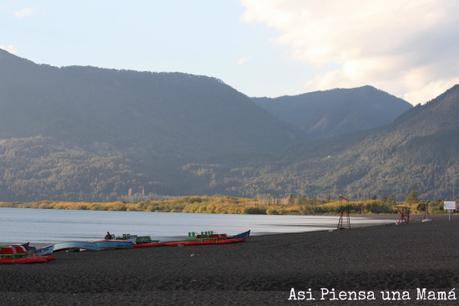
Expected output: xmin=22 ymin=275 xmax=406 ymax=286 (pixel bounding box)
xmin=2 ymin=217 xmax=458 ymax=305
xmin=0 ymin=214 xmax=398 ymax=246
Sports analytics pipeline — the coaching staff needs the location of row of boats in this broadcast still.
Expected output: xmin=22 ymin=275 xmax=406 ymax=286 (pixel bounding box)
xmin=0 ymin=230 xmax=251 ymax=265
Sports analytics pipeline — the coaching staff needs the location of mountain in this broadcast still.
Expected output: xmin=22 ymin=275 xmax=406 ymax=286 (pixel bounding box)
xmin=1 ymin=48 xmax=456 ymax=201
xmin=233 ymin=85 xmax=459 ymax=199
xmin=0 ymin=49 xmax=297 ymax=162
xmin=0 ymin=136 xmax=135 ymax=200
xmin=254 ymin=86 xmax=412 ymax=138
xmin=0 ymin=49 xmax=298 ymax=200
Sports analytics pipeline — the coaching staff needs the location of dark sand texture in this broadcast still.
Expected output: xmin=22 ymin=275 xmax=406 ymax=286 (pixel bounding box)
xmin=1 ymin=217 xmax=459 ymax=305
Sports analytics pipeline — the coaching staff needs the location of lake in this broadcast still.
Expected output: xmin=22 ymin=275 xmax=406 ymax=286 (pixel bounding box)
xmin=0 ymin=207 xmax=393 ymax=243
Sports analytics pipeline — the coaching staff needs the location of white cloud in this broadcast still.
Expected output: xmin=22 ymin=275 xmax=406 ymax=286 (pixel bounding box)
xmin=236 ymin=56 xmax=249 ymax=65
xmin=0 ymin=44 xmax=17 ymax=54
xmin=241 ymin=0 xmax=459 ymax=103
xmin=14 ymin=7 xmax=33 ymax=18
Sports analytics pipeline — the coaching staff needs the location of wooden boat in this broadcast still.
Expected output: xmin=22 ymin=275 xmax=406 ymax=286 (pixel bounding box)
xmin=0 ymin=244 xmax=27 ymax=258
xmin=230 ymin=230 xmax=251 ymax=239
xmin=52 ymin=240 xmax=133 ymax=252
xmin=133 ymin=230 xmax=250 ymax=249
xmin=0 ymin=244 xmax=54 ymax=264
xmin=132 ymin=241 xmax=167 ymax=248
xmin=114 ymin=234 xmax=154 ymax=244
xmin=35 ymin=245 xmax=54 ymax=256
xmin=161 ymin=237 xmax=247 ymax=247
xmin=0 ymin=255 xmax=54 ymax=265
xmin=52 ymin=241 xmax=101 ymax=252
xmin=93 ymin=240 xmax=133 ymax=250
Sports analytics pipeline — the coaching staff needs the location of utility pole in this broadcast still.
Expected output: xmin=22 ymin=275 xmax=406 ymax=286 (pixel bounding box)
xmin=449 ymin=173 xmax=457 ymax=201
xmin=432 ymin=165 xmax=436 ymax=201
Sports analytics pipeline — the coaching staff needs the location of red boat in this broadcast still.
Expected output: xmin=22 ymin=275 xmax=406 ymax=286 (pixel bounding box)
xmin=0 ymin=255 xmax=54 ymax=265
xmin=133 ymin=230 xmax=250 ymax=249
xmin=0 ymin=244 xmax=54 ymax=264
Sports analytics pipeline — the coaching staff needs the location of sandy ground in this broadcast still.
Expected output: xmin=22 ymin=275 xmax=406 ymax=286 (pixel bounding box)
xmin=1 ymin=216 xmax=459 ymax=305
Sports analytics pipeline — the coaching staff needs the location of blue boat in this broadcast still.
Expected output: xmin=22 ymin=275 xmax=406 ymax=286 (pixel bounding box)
xmin=230 ymin=230 xmax=251 ymax=239
xmin=52 ymin=241 xmax=101 ymax=252
xmin=52 ymin=240 xmax=133 ymax=252
xmin=93 ymin=240 xmax=133 ymax=250
xmin=35 ymin=245 xmax=54 ymax=256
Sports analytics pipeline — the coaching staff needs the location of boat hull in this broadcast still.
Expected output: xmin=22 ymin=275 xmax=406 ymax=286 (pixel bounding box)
xmin=0 ymin=255 xmax=54 ymax=265
xmin=230 ymin=230 xmax=251 ymax=239
xmin=35 ymin=245 xmax=54 ymax=256
xmin=94 ymin=240 xmax=133 ymax=250
xmin=52 ymin=240 xmax=133 ymax=252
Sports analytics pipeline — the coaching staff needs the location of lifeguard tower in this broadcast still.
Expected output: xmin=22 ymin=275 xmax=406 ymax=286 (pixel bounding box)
xmin=395 ymin=204 xmax=410 ymax=224
xmin=337 ymin=195 xmax=351 ymax=230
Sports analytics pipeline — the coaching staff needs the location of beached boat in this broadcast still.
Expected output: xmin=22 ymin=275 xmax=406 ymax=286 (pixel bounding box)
xmin=35 ymin=245 xmax=54 ymax=256
xmin=161 ymin=237 xmax=247 ymax=247
xmin=0 ymin=255 xmax=54 ymax=265
xmin=230 ymin=230 xmax=251 ymax=239
xmin=0 ymin=244 xmax=54 ymax=264
xmin=17 ymin=230 xmax=250 ymax=255
xmin=0 ymin=244 xmax=27 ymax=258
xmin=133 ymin=230 xmax=250 ymax=249
xmin=93 ymin=240 xmax=133 ymax=250
xmin=52 ymin=241 xmax=100 ymax=252
xmin=114 ymin=234 xmax=154 ymax=244
xmin=52 ymin=240 xmax=133 ymax=252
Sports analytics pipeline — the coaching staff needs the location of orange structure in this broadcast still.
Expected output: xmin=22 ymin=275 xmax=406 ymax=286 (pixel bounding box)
xmin=395 ymin=205 xmax=410 ymax=224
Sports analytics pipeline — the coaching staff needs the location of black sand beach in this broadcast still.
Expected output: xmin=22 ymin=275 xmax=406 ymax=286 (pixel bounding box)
xmin=1 ymin=217 xmax=459 ymax=305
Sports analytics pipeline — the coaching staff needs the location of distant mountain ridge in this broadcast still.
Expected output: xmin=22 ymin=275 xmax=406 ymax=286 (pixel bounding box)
xmin=0 ymin=49 xmax=299 ymax=200
xmin=0 ymin=48 xmax=457 ymax=201
xmin=233 ymin=85 xmax=459 ymax=199
xmin=0 ymin=49 xmax=297 ymax=161
xmin=254 ymin=86 xmax=412 ymax=138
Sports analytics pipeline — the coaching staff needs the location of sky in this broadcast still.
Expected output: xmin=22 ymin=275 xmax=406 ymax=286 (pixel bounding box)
xmin=1 ymin=0 xmax=458 ymax=104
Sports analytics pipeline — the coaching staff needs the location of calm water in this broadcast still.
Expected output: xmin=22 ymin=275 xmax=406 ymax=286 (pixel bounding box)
xmin=0 ymin=207 xmax=393 ymax=243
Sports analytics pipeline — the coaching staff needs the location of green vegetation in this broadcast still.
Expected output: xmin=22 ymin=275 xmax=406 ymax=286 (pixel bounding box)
xmin=0 ymin=195 xmax=448 ymax=215
xmin=405 ymin=190 xmax=418 ymax=204
xmin=1 ymin=51 xmax=458 ymax=202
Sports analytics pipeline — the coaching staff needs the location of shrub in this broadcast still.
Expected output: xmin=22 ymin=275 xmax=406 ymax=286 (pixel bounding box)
xmin=244 ymin=207 xmax=266 ymax=214
xmin=266 ymin=208 xmax=279 ymax=215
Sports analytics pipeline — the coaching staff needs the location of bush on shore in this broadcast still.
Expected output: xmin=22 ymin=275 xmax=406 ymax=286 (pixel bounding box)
xmin=0 ymin=195 xmax=448 ymax=215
